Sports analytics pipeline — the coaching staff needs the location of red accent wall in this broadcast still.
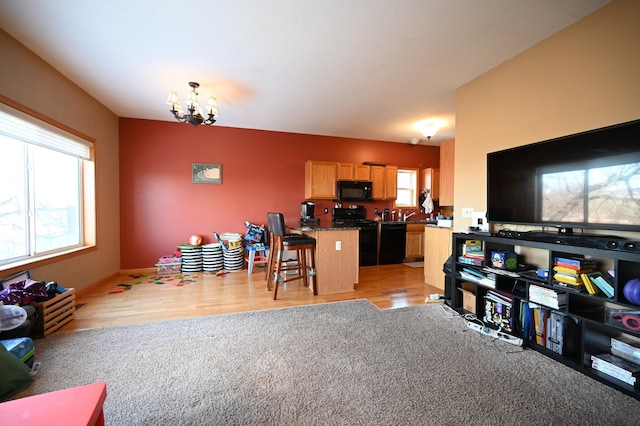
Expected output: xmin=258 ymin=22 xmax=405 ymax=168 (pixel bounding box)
xmin=119 ymin=118 xmax=440 ymax=268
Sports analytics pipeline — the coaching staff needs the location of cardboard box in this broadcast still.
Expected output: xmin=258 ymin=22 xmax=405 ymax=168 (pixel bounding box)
xmin=32 ymin=288 xmax=75 ymax=337
xmin=458 ymin=282 xmax=477 ymax=313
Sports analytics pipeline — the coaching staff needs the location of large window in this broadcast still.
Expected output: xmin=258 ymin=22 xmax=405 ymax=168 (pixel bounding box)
xmin=395 ymin=168 xmax=418 ymax=208
xmin=0 ymin=102 xmax=94 ymax=267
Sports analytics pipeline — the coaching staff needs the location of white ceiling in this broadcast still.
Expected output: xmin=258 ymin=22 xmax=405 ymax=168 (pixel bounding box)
xmin=0 ymin=0 xmax=610 ymax=145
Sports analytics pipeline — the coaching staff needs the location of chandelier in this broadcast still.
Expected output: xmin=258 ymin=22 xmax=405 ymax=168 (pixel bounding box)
xmin=165 ymin=82 xmax=218 ymax=127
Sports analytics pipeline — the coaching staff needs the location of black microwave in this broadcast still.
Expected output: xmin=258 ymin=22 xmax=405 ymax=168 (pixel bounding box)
xmin=336 ymin=180 xmax=373 ymax=202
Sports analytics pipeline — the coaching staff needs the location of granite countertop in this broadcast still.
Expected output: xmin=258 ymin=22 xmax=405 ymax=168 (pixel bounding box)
xmin=380 ymin=219 xmax=438 ymax=225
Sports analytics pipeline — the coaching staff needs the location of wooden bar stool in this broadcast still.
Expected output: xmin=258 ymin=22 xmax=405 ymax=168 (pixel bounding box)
xmin=265 ymin=212 xmax=317 ymax=300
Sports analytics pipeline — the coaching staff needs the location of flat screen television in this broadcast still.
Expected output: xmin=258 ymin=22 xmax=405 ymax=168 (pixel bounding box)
xmin=487 ymin=119 xmax=640 ymax=234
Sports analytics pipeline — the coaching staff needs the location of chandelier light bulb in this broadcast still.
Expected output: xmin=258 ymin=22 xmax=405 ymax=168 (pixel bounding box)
xmin=166 ymin=81 xmax=218 ymax=127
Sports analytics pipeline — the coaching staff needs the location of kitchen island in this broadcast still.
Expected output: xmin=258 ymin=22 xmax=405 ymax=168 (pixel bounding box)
xmin=291 ymin=224 xmax=359 ymax=294
xmin=423 ymin=225 xmax=452 ymax=291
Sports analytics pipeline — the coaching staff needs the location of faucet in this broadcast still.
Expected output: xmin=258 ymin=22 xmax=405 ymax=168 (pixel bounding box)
xmin=403 ymin=211 xmax=416 ymax=221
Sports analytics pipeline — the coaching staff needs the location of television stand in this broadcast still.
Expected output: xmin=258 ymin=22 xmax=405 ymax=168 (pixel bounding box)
xmin=447 ymin=231 xmax=640 ymax=400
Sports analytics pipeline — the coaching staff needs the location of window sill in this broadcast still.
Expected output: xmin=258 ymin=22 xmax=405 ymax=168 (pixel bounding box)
xmin=0 ymin=245 xmax=97 ymax=277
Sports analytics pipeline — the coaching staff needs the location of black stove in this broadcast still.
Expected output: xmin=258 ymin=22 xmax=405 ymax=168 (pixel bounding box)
xmin=332 ymin=206 xmax=375 ymax=225
xmin=332 ymin=206 xmax=378 ymax=266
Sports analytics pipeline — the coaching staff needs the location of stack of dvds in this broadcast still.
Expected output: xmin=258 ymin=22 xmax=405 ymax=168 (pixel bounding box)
xmin=178 ymin=244 xmax=203 ymax=273
xmin=202 ymin=243 xmax=224 ymax=273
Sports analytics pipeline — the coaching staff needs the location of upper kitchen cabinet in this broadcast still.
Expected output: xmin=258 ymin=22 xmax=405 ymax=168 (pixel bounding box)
xmin=337 ymin=162 xmax=371 ymax=180
xmin=371 ymin=165 xmax=397 ymax=200
xmin=421 ymin=168 xmax=440 ymax=201
xmin=355 ymin=164 xmax=371 ymax=180
xmin=439 ymin=139 xmax=455 ymax=206
xmin=337 ymin=162 xmax=355 ymax=180
xmin=305 ymin=160 xmax=338 ymax=199
xmin=371 ymin=165 xmax=385 ymax=199
xmin=384 ymin=165 xmax=398 ymax=200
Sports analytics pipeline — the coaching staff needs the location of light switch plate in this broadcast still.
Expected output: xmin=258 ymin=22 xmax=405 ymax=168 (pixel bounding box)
xmin=336 ymin=241 xmax=341 ymax=250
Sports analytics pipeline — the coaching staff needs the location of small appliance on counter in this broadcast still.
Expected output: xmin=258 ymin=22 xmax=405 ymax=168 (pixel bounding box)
xmin=300 ymin=200 xmax=320 ymax=226
xmin=373 ymin=207 xmax=390 ymax=221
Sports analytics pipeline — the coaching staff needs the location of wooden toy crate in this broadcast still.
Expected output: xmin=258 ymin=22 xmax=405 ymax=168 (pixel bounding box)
xmin=32 ymin=288 xmax=76 ymax=337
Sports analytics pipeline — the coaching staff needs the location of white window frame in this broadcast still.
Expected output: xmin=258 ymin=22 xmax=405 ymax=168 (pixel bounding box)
xmin=0 ymin=98 xmax=96 ymax=273
xmin=395 ymin=168 xmax=418 ymax=208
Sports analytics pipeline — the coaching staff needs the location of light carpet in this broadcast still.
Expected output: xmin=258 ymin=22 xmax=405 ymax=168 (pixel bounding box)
xmin=14 ymin=300 xmax=640 ymax=425
xmin=403 ymin=261 xmax=424 ymax=268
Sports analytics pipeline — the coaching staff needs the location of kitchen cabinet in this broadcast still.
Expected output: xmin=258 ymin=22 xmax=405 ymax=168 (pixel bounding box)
xmin=423 ymin=226 xmax=452 ymax=291
xmin=371 ymin=165 xmax=397 ymax=200
xmin=384 ymin=165 xmax=398 ymax=200
xmin=421 ymin=168 xmax=439 ymax=201
xmin=405 ymin=223 xmax=424 ymax=260
xmin=297 ymin=228 xmax=359 ymax=294
xmin=337 ymin=163 xmax=371 ymax=181
xmin=371 ymin=165 xmax=385 ymax=200
xmin=355 ymin=164 xmax=371 ymax=180
xmin=305 ymin=160 xmax=337 ymax=199
xmin=439 ymin=139 xmax=454 ymax=206
xmin=337 ymin=162 xmax=355 ymax=180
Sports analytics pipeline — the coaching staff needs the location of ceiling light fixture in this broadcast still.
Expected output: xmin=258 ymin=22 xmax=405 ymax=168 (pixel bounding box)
xmin=420 ymin=122 xmax=440 ymax=141
xmin=165 ymin=82 xmax=218 ymax=127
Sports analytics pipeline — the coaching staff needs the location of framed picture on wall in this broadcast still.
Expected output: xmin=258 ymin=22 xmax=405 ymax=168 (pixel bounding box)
xmin=192 ymin=163 xmax=222 ymax=184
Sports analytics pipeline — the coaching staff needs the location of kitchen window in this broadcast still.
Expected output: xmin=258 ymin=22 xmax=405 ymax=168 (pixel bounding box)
xmin=395 ymin=168 xmax=418 ymax=208
xmin=0 ymin=101 xmax=96 ymax=269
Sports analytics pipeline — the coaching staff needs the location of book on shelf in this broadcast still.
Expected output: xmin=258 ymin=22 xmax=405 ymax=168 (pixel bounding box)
xmin=589 ymin=274 xmax=614 ymax=298
xmin=529 ymin=284 xmax=567 ymax=310
xmin=533 ymin=305 xmax=550 ymax=345
xmin=484 ymin=290 xmax=513 ymax=332
xmin=580 ymin=273 xmax=598 ymax=295
xmin=485 ymin=289 xmax=512 ymax=304
xmin=552 ymin=281 xmax=585 ymax=293
xmin=553 ymin=273 xmax=583 ymax=284
xmin=519 ymin=301 xmax=537 ymax=341
xmin=611 ymin=336 xmax=640 ymax=365
xmin=458 ymin=256 xmax=483 ymax=266
xmin=463 ymin=252 xmax=484 ymax=260
xmin=545 ymin=311 xmax=580 ymax=356
xmin=462 ymin=240 xmax=483 ymax=256
xmin=459 ymin=267 xmax=496 ymax=289
xmin=553 ymin=265 xmax=594 ymax=275
xmin=482 ymin=266 xmax=520 ymax=278
xmin=591 ymin=353 xmax=640 ymax=379
xmin=553 ymin=256 xmax=598 ymax=270
xmin=591 ymin=358 xmax=637 ymax=386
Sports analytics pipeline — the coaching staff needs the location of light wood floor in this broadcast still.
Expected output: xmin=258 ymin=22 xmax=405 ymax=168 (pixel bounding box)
xmin=61 ymin=264 xmax=442 ymax=331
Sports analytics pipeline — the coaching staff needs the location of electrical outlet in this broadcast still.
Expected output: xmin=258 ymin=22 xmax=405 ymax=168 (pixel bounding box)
xmin=335 ymin=241 xmax=341 ymax=251
xmin=462 ymin=208 xmax=474 ymax=218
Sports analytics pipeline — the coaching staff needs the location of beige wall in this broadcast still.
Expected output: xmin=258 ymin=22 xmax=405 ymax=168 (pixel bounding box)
xmin=0 ymin=29 xmax=120 ymax=290
xmin=455 ymin=0 xmax=640 ymax=236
